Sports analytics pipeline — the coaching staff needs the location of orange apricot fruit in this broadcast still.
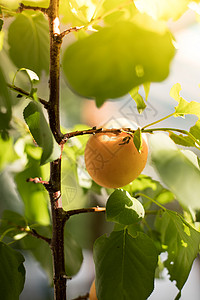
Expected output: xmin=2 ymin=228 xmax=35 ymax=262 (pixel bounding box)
xmin=84 ymin=129 xmax=148 ymax=188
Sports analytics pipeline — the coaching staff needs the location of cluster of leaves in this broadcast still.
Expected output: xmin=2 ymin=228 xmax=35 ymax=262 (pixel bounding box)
xmin=1 ymin=1 xmax=200 ymax=300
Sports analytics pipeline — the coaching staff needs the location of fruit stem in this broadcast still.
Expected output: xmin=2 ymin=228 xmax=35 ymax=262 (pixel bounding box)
xmin=141 ymin=113 xmax=175 ymax=130
xmin=135 ymin=193 xmax=166 ymax=210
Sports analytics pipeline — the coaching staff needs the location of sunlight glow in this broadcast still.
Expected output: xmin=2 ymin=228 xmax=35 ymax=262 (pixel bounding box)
xmin=188 ymin=2 xmax=200 ymax=15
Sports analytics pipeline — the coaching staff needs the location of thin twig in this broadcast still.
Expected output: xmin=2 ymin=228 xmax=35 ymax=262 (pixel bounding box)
xmin=64 ymin=207 xmax=106 ymax=221
xmin=19 ymin=227 xmax=51 ymax=244
xmin=141 ymin=112 xmax=175 ymax=130
xmin=136 ymin=193 xmax=166 ymax=211
xmin=26 ymin=177 xmax=53 ymax=193
xmin=17 ymin=3 xmax=48 ymax=14
xmin=26 ymin=177 xmax=49 ymax=185
xmin=7 ymin=83 xmax=49 ymax=108
xmin=60 ymin=25 xmax=84 ymax=39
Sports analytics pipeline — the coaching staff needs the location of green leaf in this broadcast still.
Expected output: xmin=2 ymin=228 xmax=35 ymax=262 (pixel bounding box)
xmin=93 ymin=229 xmax=158 ymax=300
xmin=8 ymin=11 xmax=49 ymax=76
xmin=0 ymin=136 xmax=18 ymax=171
xmin=21 ymin=225 xmax=83 ymax=283
xmin=15 ymin=145 xmax=50 ymax=225
xmin=13 ymin=68 xmax=39 ymax=87
xmin=129 ymin=86 xmax=146 ymax=113
xmin=0 ymin=242 xmax=25 ymax=300
xmin=106 ymin=189 xmax=145 ymax=225
xmin=150 ymin=133 xmax=200 ymax=209
xmin=171 ymin=83 xmax=200 ymax=119
xmin=21 ymin=226 xmax=53 ymax=282
xmin=64 ymin=229 xmax=83 ymax=276
xmin=169 ymin=132 xmax=195 ymax=147
xmin=123 ymin=174 xmax=159 ymax=193
xmin=123 ymin=174 xmax=174 ymax=206
xmin=133 ymin=128 xmax=142 ymax=152
xmin=0 ymin=66 xmax=12 ymax=134
xmin=170 ymin=82 xmax=182 ymax=101
xmin=23 ymin=101 xmax=61 ymax=165
xmin=190 ymin=120 xmax=200 ymax=141
xmin=0 ymin=210 xmax=27 ymax=240
xmin=60 ymin=0 xmax=98 ymax=25
xmin=143 ymin=82 xmax=150 ymax=100
xmin=94 ymin=0 xmax=137 ymax=25
xmin=175 ymin=98 xmax=200 ymax=118
xmin=156 ymin=210 xmax=200 ymax=290
xmin=155 ymin=189 xmax=174 ymax=205
xmin=22 ymin=0 xmax=49 ymax=7
xmin=63 ymin=21 xmax=174 ymax=103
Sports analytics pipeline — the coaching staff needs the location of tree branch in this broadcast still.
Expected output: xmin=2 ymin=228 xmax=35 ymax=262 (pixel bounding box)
xmin=7 ymin=83 xmax=49 ymax=108
xmin=62 ymin=127 xmax=134 ymax=144
xmin=60 ymin=25 xmax=84 ymax=39
xmin=64 ymin=207 xmax=106 ymax=222
xmin=47 ymin=1 xmax=67 ymax=299
xmin=17 ymin=3 xmax=48 ymax=14
xmin=47 ymin=0 xmax=63 ymax=144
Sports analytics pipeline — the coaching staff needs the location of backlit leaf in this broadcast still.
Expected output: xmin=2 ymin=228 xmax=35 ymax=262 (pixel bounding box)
xmin=133 ymin=127 xmax=142 ymax=152
xmin=169 ymin=132 xmax=195 ymax=147
xmin=94 ymin=229 xmax=158 ymax=300
xmin=8 ymin=11 xmax=49 ymax=76
xmin=175 ymin=98 xmax=200 ymax=118
xmin=0 ymin=242 xmax=25 ymax=300
xmin=170 ymin=82 xmax=182 ymax=101
xmin=63 ymin=21 xmax=174 ymax=104
xmin=60 ymin=0 xmax=98 ymax=26
xmin=23 ymin=101 xmax=61 ymax=165
xmin=134 ymin=0 xmax=190 ymax=21
xmin=156 ymin=210 xmax=200 ymax=290
xmin=171 ymin=83 xmax=200 ymax=119
xmin=123 ymin=174 xmax=158 ymax=194
xmin=0 ymin=0 xmax=49 ymax=9
xmin=0 ymin=136 xmax=18 ymax=171
xmin=150 ymin=133 xmax=200 ymax=209
xmin=22 ymin=0 xmax=49 ymax=7
xmin=129 ymin=86 xmax=146 ymax=114
xmin=0 ymin=210 xmax=27 ymax=239
xmin=15 ymin=143 xmax=50 ymax=225
xmin=143 ymin=82 xmax=150 ymax=100
xmin=106 ymin=189 xmax=145 ymax=225
xmin=94 ymin=0 xmax=137 ymax=24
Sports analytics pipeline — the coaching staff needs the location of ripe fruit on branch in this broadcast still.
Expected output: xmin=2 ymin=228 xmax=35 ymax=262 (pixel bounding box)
xmin=89 ymin=280 xmax=97 ymax=300
xmin=84 ymin=125 xmax=148 ymax=188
